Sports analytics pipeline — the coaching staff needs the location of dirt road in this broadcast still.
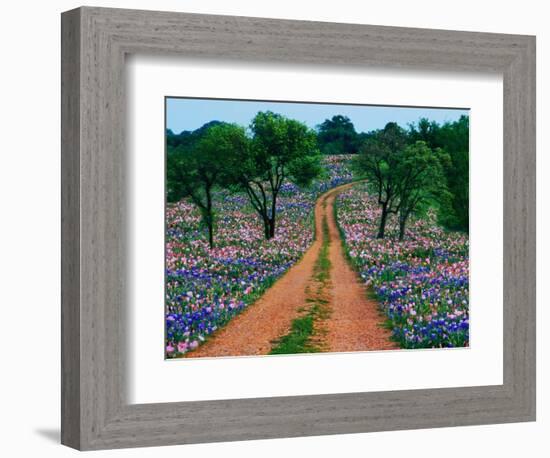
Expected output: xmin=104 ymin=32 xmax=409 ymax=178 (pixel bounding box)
xmin=186 ymin=182 xmax=395 ymax=358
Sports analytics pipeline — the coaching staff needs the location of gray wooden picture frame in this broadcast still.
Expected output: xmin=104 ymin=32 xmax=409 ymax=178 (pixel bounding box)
xmin=61 ymin=6 xmax=536 ymax=451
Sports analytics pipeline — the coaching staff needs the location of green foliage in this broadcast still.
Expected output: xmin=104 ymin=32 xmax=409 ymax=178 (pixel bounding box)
xmin=166 ymin=120 xmax=224 ymax=149
xmin=409 ymin=116 xmax=469 ymax=231
xmin=352 ymin=122 xmax=409 ymax=238
xmin=227 ymin=111 xmax=322 ymax=239
xmin=317 ymin=115 xmax=360 ymax=154
xmin=394 ymin=141 xmax=448 ymax=240
xmin=352 ymin=116 xmax=469 ymax=238
xmin=250 ymin=111 xmax=320 ymax=179
xmin=352 ymin=121 xmax=458 ymax=240
xmin=287 ymin=154 xmax=324 ymax=187
xmin=269 ymin=315 xmax=317 ymax=354
xmin=166 ymin=122 xmax=249 ymax=248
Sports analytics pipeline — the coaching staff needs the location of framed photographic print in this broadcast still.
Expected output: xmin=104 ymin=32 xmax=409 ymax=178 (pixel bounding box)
xmin=61 ymin=6 xmax=536 ymax=450
xmin=162 ymin=98 xmax=470 ymax=360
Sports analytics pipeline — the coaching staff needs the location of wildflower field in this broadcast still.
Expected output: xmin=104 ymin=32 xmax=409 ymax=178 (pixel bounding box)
xmin=165 ymin=156 xmax=353 ymax=357
xmin=164 ymin=106 xmax=470 ymax=357
xmin=336 ymin=183 xmax=469 ymax=349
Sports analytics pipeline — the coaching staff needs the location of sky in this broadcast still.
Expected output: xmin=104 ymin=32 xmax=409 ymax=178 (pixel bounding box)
xmin=166 ymin=97 xmax=469 ymax=135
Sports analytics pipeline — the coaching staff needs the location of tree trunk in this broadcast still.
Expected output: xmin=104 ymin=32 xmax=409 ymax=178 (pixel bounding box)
xmin=398 ymin=208 xmax=412 ymax=241
xmin=205 ymin=184 xmax=214 ymax=249
xmin=377 ymin=204 xmax=388 ymax=239
xmin=268 ymin=192 xmax=278 ymax=240
xmin=268 ymin=217 xmax=276 ymax=239
xmin=207 ymin=220 xmax=214 ymax=249
xmin=263 ymin=215 xmax=271 ymax=240
xmin=398 ymin=216 xmax=406 ymax=241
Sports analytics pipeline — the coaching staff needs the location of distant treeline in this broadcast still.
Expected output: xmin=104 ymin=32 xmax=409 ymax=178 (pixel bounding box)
xmin=166 ymin=113 xmax=469 ymax=242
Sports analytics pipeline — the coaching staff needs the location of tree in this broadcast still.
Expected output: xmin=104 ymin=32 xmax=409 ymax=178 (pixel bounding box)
xmin=229 ymin=111 xmax=321 ymax=240
xmin=165 ymin=120 xmax=223 ymax=149
xmin=353 ymin=122 xmax=408 ymax=238
xmin=317 ymin=115 xmax=360 ymax=154
xmin=166 ymin=123 xmax=249 ymax=248
xmin=409 ymin=116 xmax=469 ymax=231
xmin=395 ymin=142 xmax=448 ymax=240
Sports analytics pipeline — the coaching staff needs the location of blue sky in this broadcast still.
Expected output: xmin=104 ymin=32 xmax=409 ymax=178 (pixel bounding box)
xmin=166 ymin=97 xmax=469 ymax=134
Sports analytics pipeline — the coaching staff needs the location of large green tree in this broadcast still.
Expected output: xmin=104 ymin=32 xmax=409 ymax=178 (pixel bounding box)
xmin=353 ymin=122 xmax=408 ymax=238
xmin=166 ymin=123 xmax=249 ymax=248
xmin=229 ymin=111 xmax=321 ymax=240
xmin=317 ymin=115 xmax=360 ymax=155
xmin=395 ymin=141 xmax=448 ymax=240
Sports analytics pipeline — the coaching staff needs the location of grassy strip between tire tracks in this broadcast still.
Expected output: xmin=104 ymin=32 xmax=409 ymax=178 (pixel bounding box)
xmin=269 ymin=207 xmax=332 ymax=355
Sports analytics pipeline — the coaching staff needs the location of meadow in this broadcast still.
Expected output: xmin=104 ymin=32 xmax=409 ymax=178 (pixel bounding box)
xmin=336 ymin=183 xmax=469 ymax=348
xmin=165 ymin=156 xmax=353 ymax=357
xmin=165 ymin=110 xmax=469 ymax=357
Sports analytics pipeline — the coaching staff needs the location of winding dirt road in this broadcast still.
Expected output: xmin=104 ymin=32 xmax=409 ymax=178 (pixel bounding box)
xmin=186 ymin=182 xmax=395 ymax=358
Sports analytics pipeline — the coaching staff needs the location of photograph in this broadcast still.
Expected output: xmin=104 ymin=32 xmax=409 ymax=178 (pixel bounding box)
xmin=164 ymin=98 xmax=470 ymax=358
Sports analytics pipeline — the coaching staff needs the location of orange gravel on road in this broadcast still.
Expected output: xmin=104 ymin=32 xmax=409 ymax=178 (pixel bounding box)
xmin=185 ymin=182 xmax=396 ymax=358
xmin=186 ymin=188 xmax=326 ymax=358
xmin=323 ymin=187 xmax=397 ymax=352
